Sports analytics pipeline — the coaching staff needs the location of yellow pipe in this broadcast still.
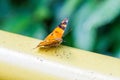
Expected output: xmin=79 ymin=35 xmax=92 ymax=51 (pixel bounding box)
xmin=0 ymin=30 xmax=120 ymax=80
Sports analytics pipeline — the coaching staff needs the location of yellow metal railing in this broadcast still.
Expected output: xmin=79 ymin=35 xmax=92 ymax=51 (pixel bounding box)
xmin=0 ymin=30 xmax=120 ymax=80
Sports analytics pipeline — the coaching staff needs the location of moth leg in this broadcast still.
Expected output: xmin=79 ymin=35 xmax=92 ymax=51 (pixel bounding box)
xmin=55 ymin=38 xmax=63 ymax=42
xmin=54 ymin=38 xmax=63 ymax=46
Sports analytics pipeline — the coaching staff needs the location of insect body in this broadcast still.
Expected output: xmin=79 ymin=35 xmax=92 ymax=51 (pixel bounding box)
xmin=36 ymin=18 xmax=68 ymax=48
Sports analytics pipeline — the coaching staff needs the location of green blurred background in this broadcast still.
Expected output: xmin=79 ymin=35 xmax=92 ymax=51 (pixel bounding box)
xmin=0 ymin=0 xmax=120 ymax=58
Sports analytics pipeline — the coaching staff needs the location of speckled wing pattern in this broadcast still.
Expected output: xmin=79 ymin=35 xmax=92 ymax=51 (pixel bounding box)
xmin=36 ymin=18 xmax=68 ymax=48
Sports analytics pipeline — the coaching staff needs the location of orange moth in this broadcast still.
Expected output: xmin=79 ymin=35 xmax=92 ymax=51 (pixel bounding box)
xmin=36 ymin=18 xmax=68 ymax=48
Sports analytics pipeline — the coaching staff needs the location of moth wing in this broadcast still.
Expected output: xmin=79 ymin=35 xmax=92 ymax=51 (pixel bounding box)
xmin=36 ymin=18 xmax=68 ymax=48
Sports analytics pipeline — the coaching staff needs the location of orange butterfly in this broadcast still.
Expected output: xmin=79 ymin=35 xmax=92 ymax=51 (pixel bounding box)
xmin=36 ymin=18 xmax=68 ymax=48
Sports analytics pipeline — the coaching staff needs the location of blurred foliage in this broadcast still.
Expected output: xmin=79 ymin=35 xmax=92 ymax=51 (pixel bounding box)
xmin=0 ymin=0 xmax=120 ymax=58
